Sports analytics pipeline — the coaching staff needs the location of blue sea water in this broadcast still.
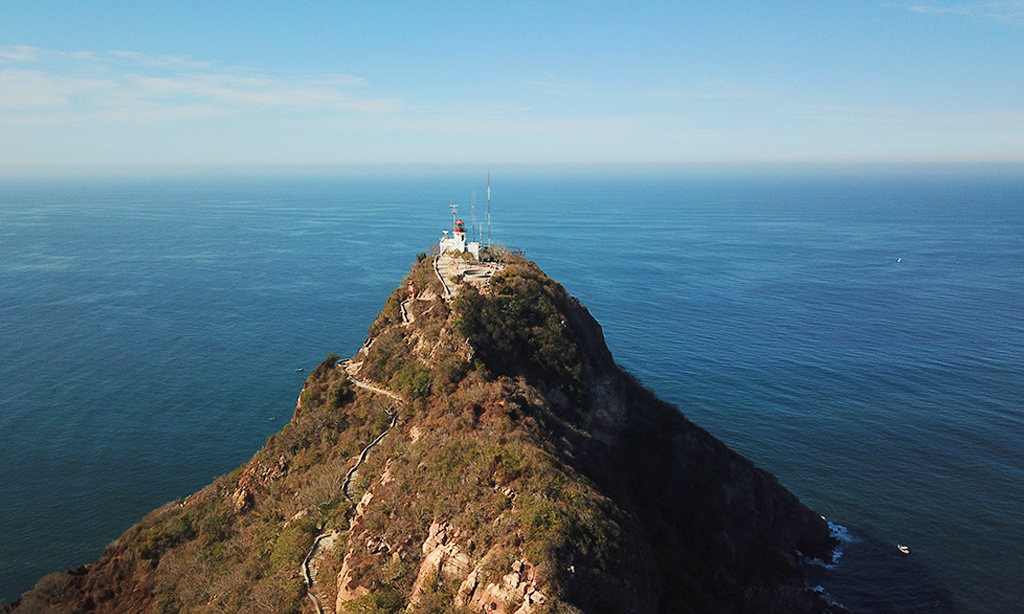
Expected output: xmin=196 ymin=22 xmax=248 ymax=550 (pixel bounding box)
xmin=1 ymin=171 xmax=1022 ymax=613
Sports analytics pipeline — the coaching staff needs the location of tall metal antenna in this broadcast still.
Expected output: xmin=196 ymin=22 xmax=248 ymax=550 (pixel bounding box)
xmin=450 ymin=202 xmax=458 ymax=232
xmin=470 ymin=191 xmax=477 ymax=243
xmin=486 ymin=172 xmax=492 ymax=246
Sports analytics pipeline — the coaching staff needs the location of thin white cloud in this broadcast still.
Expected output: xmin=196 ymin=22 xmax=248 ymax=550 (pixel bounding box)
xmin=470 ymin=103 xmax=533 ymax=115
xmin=898 ymin=1 xmax=1024 ymax=24
xmin=0 ymin=69 xmax=70 ymax=108
xmin=794 ymin=101 xmax=1024 ymax=143
xmin=128 ymin=73 xmax=391 ymax=111
xmin=643 ymin=89 xmax=758 ymax=101
xmin=0 ymin=45 xmax=41 ymax=62
xmin=0 ymin=47 xmax=400 ymax=122
xmin=106 ymin=50 xmax=213 ymax=70
xmin=383 ymin=114 xmax=641 ymax=137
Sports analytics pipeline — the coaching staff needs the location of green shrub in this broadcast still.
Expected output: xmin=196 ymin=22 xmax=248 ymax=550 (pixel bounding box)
xmin=270 ymin=517 xmax=317 ymax=568
xmin=140 ymin=513 xmax=195 ymax=561
xmin=408 ymin=370 xmax=433 ymax=400
xmin=32 ymin=572 xmax=76 ymax=602
xmin=300 ymin=388 xmax=321 ymax=411
xmin=328 ymin=377 xmax=354 ymax=408
xmin=199 ymin=510 xmax=233 ymax=545
xmin=453 ymin=267 xmax=586 ymax=405
xmin=341 ymin=587 xmax=405 ymax=614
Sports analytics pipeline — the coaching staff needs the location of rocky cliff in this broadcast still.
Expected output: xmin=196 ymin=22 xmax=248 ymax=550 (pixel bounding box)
xmin=5 ymin=252 xmax=843 ymax=614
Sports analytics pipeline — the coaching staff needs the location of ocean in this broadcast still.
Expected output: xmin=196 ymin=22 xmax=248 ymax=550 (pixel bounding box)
xmin=1 ymin=171 xmax=1021 ymax=613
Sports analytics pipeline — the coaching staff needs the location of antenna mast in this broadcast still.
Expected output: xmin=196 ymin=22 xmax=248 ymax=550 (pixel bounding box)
xmin=450 ymin=202 xmax=458 ymax=231
xmin=486 ymin=172 xmax=492 ymax=246
xmin=470 ymin=191 xmax=478 ymax=243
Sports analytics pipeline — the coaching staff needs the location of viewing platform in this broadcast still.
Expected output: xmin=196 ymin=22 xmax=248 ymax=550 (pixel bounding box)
xmin=434 ymin=252 xmax=503 ymax=299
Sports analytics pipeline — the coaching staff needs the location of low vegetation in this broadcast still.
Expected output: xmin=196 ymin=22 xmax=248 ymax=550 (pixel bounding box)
xmin=453 ymin=257 xmax=588 ymax=405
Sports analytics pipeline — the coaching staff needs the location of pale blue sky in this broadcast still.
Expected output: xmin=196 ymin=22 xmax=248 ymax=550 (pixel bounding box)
xmin=2 ymin=1 xmax=1023 ymax=172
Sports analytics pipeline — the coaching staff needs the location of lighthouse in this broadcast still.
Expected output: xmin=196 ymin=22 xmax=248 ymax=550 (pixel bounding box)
xmin=439 ymin=206 xmax=481 ymax=260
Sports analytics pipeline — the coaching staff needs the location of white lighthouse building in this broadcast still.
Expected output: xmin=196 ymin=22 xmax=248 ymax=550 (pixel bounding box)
xmin=439 ymin=206 xmax=481 ymax=260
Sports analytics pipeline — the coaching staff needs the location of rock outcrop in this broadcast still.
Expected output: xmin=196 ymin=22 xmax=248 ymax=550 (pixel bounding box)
xmin=4 ymin=252 xmax=844 ymax=614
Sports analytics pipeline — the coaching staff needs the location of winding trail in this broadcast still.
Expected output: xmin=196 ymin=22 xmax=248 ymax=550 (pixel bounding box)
xmin=343 ymin=369 xmax=405 ymax=405
xmin=302 ymin=531 xmax=339 ymax=614
xmin=341 ymin=413 xmax=398 ymax=503
xmin=303 ymin=259 xmax=500 ymax=611
xmin=433 ymin=255 xmax=453 ymax=301
xmin=302 ymin=362 xmax=407 ymax=614
xmin=337 ymin=363 xmax=404 ymax=503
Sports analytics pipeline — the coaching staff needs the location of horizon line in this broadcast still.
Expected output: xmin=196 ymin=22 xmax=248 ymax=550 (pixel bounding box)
xmin=4 ymin=160 xmax=1024 ymax=180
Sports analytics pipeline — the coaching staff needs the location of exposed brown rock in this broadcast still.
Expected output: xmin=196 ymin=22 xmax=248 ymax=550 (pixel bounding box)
xmin=231 ymin=454 xmax=289 ymax=513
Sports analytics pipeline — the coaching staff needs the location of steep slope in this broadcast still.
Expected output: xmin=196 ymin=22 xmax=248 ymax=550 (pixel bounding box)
xmin=5 ymin=253 xmax=842 ymax=614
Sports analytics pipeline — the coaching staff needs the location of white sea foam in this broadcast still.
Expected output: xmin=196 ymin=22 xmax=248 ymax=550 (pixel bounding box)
xmin=826 ymin=521 xmax=853 ymax=566
xmin=828 ymin=521 xmax=853 ymax=544
xmin=807 ymin=584 xmax=845 ymax=609
xmin=802 ymin=521 xmax=853 ymax=569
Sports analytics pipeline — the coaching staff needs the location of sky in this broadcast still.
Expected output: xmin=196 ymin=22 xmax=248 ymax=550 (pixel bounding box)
xmin=2 ymin=1 xmax=1023 ymax=173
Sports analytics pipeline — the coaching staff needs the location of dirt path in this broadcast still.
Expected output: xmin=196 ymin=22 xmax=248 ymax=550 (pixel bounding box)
xmin=303 ymin=531 xmax=340 ymax=614
xmin=433 ymin=255 xmax=452 ymax=300
xmin=338 ymin=364 xmax=404 ymax=502
xmin=342 ymin=364 xmax=405 ymax=404
xmin=341 ymin=413 xmax=397 ymax=503
xmin=302 ymin=366 xmax=407 ymax=614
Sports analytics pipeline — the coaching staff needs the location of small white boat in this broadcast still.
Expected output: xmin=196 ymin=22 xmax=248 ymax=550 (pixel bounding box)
xmin=897 ymin=544 xmax=910 ymax=555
